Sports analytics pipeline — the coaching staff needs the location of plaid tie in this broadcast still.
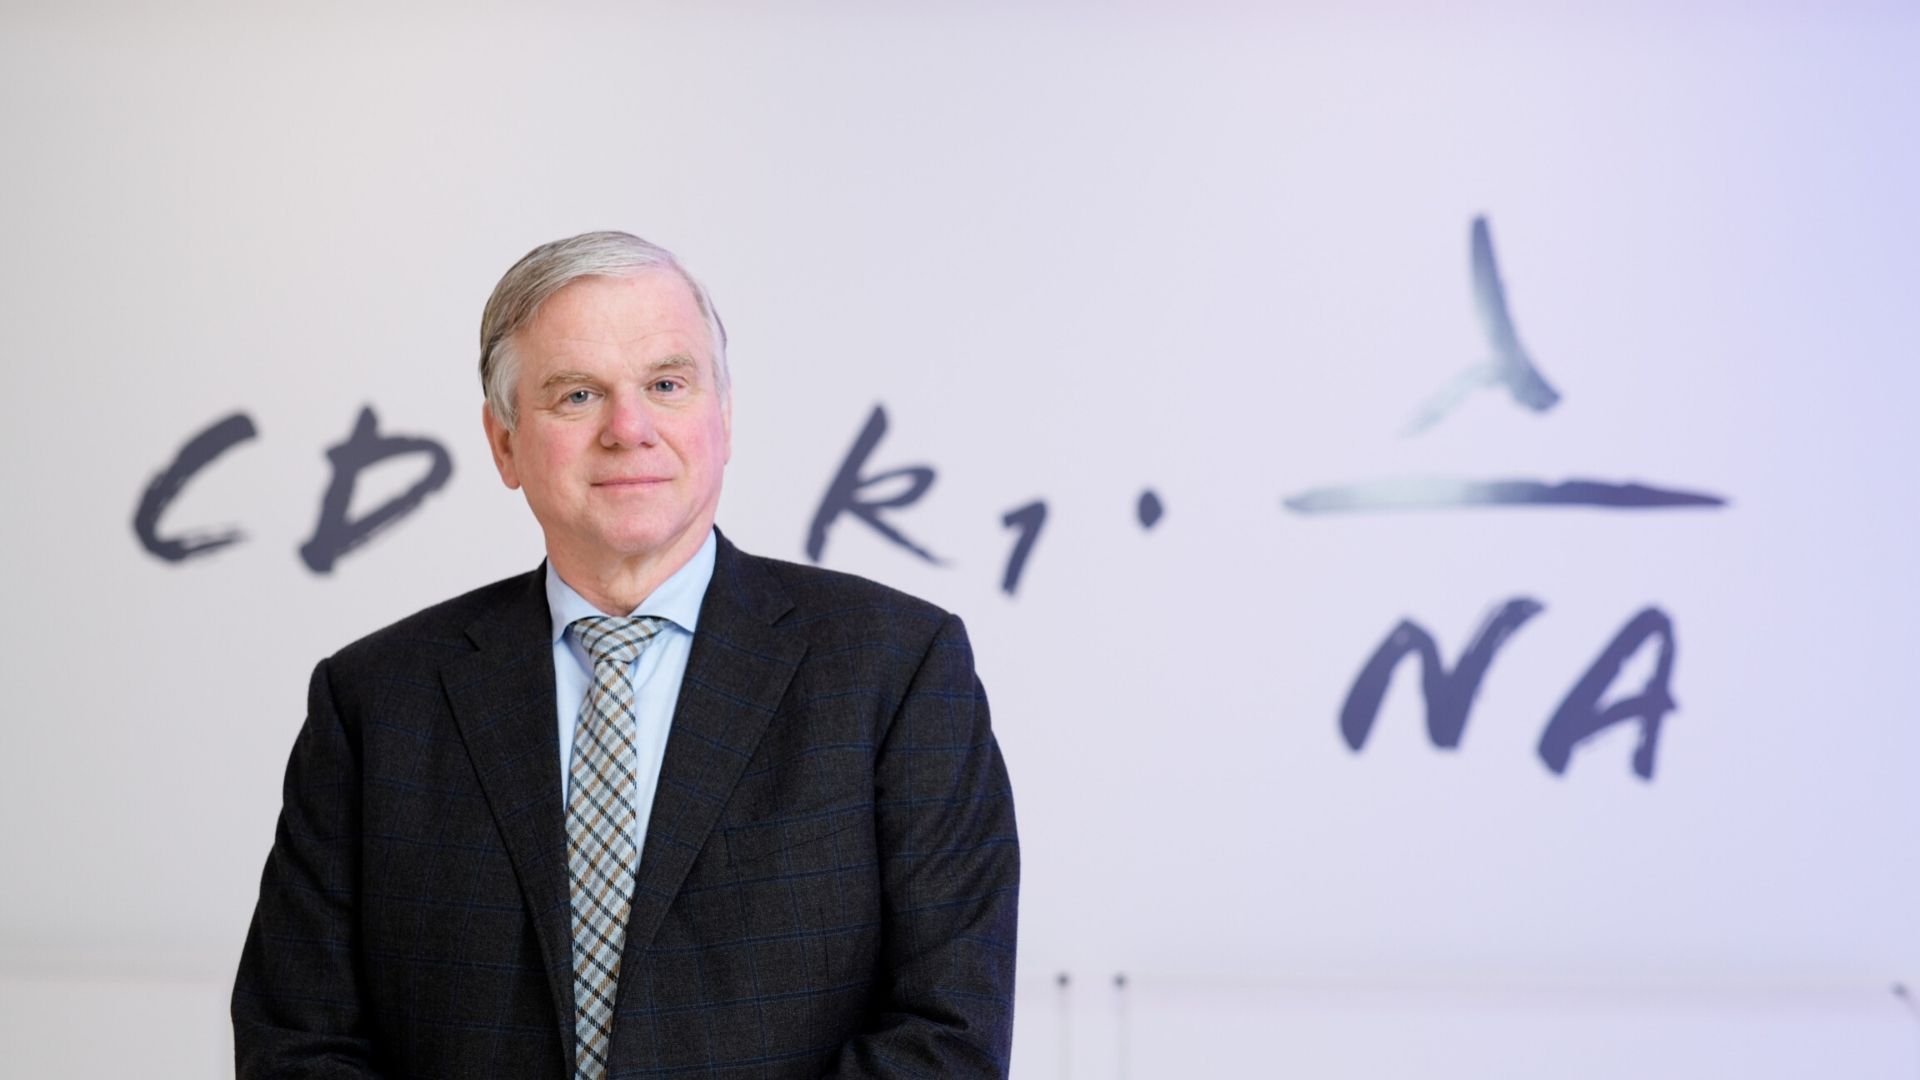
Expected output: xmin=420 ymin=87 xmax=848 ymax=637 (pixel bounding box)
xmin=566 ymin=614 xmax=668 ymax=1080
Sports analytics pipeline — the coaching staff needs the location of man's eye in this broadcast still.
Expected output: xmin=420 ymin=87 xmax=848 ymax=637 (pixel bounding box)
xmin=564 ymin=389 xmax=595 ymax=405
xmin=652 ymin=379 xmax=681 ymax=393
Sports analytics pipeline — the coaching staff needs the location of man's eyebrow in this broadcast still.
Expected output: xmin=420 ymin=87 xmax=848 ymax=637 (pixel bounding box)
xmin=538 ymin=370 xmax=599 ymax=390
xmin=536 ymin=356 xmax=701 ymax=391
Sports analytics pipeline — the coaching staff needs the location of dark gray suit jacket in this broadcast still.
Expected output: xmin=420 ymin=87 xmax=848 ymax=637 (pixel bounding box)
xmin=233 ymin=532 xmax=1018 ymax=1078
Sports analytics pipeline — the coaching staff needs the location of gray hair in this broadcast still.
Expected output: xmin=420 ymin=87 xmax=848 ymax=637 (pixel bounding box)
xmin=479 ymin=231 xmax=729 ymax=430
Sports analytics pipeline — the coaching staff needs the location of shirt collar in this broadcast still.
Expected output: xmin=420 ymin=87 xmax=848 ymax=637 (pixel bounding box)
xmin=544 ymin=528 xmax=718 ymax=645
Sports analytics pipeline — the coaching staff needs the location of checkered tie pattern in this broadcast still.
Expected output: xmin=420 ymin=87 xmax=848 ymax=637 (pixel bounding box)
xmin=566 ymin=614 xmax=668 ymax=1080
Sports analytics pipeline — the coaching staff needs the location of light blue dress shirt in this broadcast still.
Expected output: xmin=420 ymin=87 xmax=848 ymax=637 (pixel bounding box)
xmin=545 ymin=528 xmax=716 ymax=853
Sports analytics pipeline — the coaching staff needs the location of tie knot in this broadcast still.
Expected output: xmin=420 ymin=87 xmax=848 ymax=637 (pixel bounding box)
xmin=571 ymin=615 xmax=668 ymax=667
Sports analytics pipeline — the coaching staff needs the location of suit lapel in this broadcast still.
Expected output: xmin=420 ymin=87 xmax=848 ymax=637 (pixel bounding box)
xmin=618 ymin=532 xmax=806 ymax=965
xmin=439 ymin=567 xmax=577 ymax=1075
xmin=433 ymin=538 xmax=804 ymax=1063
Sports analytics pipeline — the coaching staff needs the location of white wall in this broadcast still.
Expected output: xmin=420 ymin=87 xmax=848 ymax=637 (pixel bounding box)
xmin=2 ymin=3 xmax=1916 ymax=1075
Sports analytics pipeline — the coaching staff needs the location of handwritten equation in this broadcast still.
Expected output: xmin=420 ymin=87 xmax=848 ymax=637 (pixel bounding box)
xmin=131 ymin=216 xmax=1725 ymax=782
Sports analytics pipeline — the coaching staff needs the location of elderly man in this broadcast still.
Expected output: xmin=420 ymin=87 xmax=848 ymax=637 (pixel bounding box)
xmin=232 ymin=232 xmax=1019 ymax=1079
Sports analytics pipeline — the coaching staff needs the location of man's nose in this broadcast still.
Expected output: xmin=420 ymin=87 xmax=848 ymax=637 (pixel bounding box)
xmin=602 ymin=393 xmax=659 ymax=448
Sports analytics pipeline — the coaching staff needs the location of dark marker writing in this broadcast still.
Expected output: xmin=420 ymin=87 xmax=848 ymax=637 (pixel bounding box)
xmin=1137 ymin=489 xmax=1164 ymax=530
xmin=806 ymin=404 xmax=943 ymax=565
xmin=1340 ymin=598 xmax=1544 ymax=751
xmin=299 ymin=406 xmax=455 ymax=574
xmin=1340 ymin=602 xmax=1677 ymax=780
xmin=131 ymin=411 xmax=259 ymax=562
xmin=1537 ymin=607 xmax=1677 ymax=780
xmin=999 ymin=500 xmax=1047 ymax=596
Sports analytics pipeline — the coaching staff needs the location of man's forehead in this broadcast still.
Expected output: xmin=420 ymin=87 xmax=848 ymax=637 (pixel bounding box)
xmin=519 ymin=272 xmax=714 ymax=364
xmin=534 ymin=271 xmax=702 ymax=328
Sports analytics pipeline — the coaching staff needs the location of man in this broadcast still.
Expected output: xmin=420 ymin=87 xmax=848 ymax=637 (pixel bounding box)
xmin=232 ymin=232 xmax=1019 ymax=1078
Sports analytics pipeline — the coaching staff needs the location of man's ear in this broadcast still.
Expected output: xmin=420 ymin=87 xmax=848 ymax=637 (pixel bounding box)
xmin=482 ymin=402 xmax=521 ymax=490
xmin=722 ymin=391 xmax=733 ymax=465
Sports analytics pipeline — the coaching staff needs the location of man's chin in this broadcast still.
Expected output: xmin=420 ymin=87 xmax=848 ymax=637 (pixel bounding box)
xmin=593 ymin=523 xmax=707 ymax=564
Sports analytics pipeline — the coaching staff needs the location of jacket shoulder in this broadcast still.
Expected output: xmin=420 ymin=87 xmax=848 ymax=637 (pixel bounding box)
xmin=327 ymin=567 xmax=541 ymax=673
xmin=743 ymin=551 xmax=956 ymax=641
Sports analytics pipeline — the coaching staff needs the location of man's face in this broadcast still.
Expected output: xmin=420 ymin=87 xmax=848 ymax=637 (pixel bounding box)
xmin=484 ymin=270 xmax=731 ymax=573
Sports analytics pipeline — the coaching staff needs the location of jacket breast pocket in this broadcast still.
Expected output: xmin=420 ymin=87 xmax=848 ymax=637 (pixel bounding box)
xmin=724 ymin=805 xmax=866 ymax=868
